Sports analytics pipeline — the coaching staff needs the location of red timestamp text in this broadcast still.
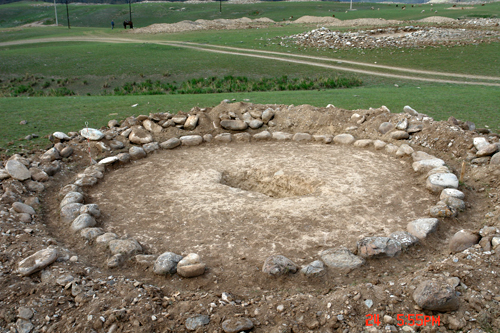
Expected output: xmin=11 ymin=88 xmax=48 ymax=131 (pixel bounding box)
xmin=365 ymin=314 xmax=441 ymax=327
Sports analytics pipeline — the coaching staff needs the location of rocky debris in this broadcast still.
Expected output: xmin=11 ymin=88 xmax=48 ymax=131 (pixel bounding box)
xmin=215 ymin=133 xmax=232 ymax=143
xmin=262 ymin=255 xmax=298 ymax=275
xmin=17 ymin=248 xmax=58 ymax=276
xmin=413 ymin=280 xmax=459 ymax=312
xmin=280 ymin=25 xmax=500 ymax=50
xmin=60 ymin=203 xmax=84 ymax=224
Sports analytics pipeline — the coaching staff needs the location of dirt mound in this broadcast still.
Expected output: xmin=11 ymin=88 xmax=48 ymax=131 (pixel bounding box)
xmin=1 ymin=101 xmax=500 ymax=333
xmin=417 ymin=15 xmax=456 ymax=23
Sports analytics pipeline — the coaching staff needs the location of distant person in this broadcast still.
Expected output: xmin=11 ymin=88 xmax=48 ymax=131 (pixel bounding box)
xmin=111 ymin=20 xmax=114 ymax=29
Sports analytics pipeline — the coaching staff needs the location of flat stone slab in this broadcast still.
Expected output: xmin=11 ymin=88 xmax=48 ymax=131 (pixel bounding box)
xmin=407 ymin=218 xmax=439 ymax=239
xmin=5 ymin=160 xmax=31 ymax=181
xmin=320 ymin=248 xmax=365 ymax=269
xmin=18 ymin=248 xmax=58 ymax=276
xmin=333 ymin=134 xmax=355 ymax=145
xmin=413 ymin=159 xmax=446 ymax=173
xmin=426 ymin=173 xmax=459 ymax=192
xmin=180 ymin=135 xmax=203 ymax=146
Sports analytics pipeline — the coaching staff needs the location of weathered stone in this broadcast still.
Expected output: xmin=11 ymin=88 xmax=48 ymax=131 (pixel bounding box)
xmin=449 ymin=229 xmax=480 ymax=253
xmin=221 ymin=318 xmax=254 ymax=333
xmin=412 ymin=151 xmax=436 ymax=162
xmin=186 ymin=315 xmax=210 ymax=331
xmin=413 ymin=280 xmax=459 ymax=312
xmin=426 ymin=173 xmax=459 ymax=193
xmin=253 ymin=131 xmax=272 ymax=141
xmin=443 ymin=196 xmax=465 ymax=211
xmin=74 ymin=175 xmax=98 ymax=187
xmin=121 ymin=128 xmax=132 ymax=138
xmin=18 ymin=248 xmax=58 ymax=276
xmin=353 ymin=139 xmax=373 ymax=148
xmin=43 ymin=161 xmax=61 ymax=176
xmin=129 ymin=146 xmax=147 ymax=160
xmin=357 ymin=237 xmax=401 ymax=258
xmin=172 ymin=114 xmax=187 ymax=124
xmin=12 ymin=202 xmax=36 ymax=215
xmin=292 ymin=133 xmax=312 ymax=142
xmin=215 ymin=133 xmax=232 ymax=143
xmin=71 ymin=214 xmax=96 ymax=232
xmin=96 ymin=232 xmax=118 ymax=246
xmin=80 ymin=128 xmax=104 ymax=141
xmin=412 ymin=159 xmax=446 ymax=173
xmin=117 ymin=153 xmax=130 ymax=164
xmin=109 ymin=140 xmax=125 ymax=150
xmin=476 ymin=143 xmax=498 ymax=157
xmin=385 ymin=144 xmax=399 ymax=154
xmin=396 ymin=143 xmax=414 ymax=156
xmin=60 ymin=203 xmax=84 ymax=223
xmin=80 ymin=204 xmax=101 ymax=218
xmin=107 ymin=254 xmax=125 ymax=268
xmin=390 ymin=231 xmax=419 ymax=249
xmin=5 ymin=160 xmax=31 ymax=181
xmin=154 ymin=252 xmax=183 ymax=275
xmin=108 ymin=239 xmax=142 ymax=256
xmin=262 ymin=255 xmax=297 ymax=275
xmin=180 ymin=135 xmax=203 ymax=146
xmin=300 ymin=260 xmax=325 ymax=276
xmin=220 ymin=119 xmax=248 ymax=131
xmin=142 ymin=119 xmax=162 ymax=133
xmin=429 ymin=202 xmax=456 ymax=218
xmin=320 ymin=248 xmax=365 ymax=269
xmin=261 ymin=108 xmax=274 ymax=123
xmin=183 ymin=115 xmax=199 ymax=131
xmin=407 ymin=218 xmax=439 ymax=239
xmin=378 ymin=122 xmax=394 ymax=134
xmin=60 ymin=192 xmax=84 ymax=208
xmin=233 ymin=133 xmax=251 ymax=142
xmin=248 ymin=119 xmax=264 ymax=129
xmin=391 ymin=130 xmax=410 ymax=140
xmin=59 ymin=184 xmax=82 ymax=198
xmin=373 ymin=140 xmax=387 ymax=150
xmin=313 ymin=135 xmax=333 ymax=144
xmin=473 ymin=137 xmax=489 ymax=151
xmin=396 ymin=118 xmax=408 ymax=130
xmin=160 ymin=138 xmax=181 ymax=149
xmin=135 ymin=254 xmax=157 ymax=265
xmin=407 ymin=123 xmax=423 ymax=133
xmin=18 ymin=213 xmax=32 ymax=223
xmin=333 ymin=134 xmax=355 ymax=145
xmin=129 ymin=127 xmax=153 ymax=144
xmin=490 ymin=152 xmax=500 ymax=165
xmin=143 ymin=142 xmax=159 ymax=154
xmin=53 ymin=131 xmax=71 ymax=140
xmin=98 ymin=156 xmax=119 ymax=165
xmin=80 ymin=227 xmax=104 ymax=240
xmin=272 ymin=132 xmax=293 ymax=141
xmin=177 ymin=253 xmax=206 ymax=278
xmin=403 ymin=105 xmax=419 ymax=116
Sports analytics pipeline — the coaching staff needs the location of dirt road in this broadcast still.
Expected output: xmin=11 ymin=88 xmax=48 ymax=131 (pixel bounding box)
xmin=2 ymin=36 xmax=500 ymax=86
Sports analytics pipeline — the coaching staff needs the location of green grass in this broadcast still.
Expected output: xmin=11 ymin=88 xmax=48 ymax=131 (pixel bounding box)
xmin=1 ymin=84 xmax=499 ymax=155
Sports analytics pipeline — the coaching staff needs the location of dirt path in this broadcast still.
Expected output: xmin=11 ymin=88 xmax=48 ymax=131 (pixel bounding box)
xmin=2 ymin=36 xmax=500 ymax=86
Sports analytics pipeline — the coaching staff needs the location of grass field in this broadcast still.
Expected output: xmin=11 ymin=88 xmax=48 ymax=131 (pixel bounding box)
xmin=1 ymin=1 xmax=500 ymax=155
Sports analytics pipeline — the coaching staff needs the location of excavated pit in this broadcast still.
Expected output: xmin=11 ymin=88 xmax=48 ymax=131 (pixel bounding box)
xmin=86 ymin=141 xmax=434 ymax=276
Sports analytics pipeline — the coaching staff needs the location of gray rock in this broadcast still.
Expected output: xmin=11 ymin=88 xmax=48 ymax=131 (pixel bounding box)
xmin=426 ymin=173 xmax=459 ymax=193
xmin=177 ymin=253 xmax=206 ymax=278
xmin=390 ymin=231 xmax=419 ymax=249
xmin=220 ymin=119 xmax=248 ymax=131
xmin=413 ymin=280 xmax=459 ymax=312
xmin=186 ymin=315 xmax=210 ymax=331
xmin=476 ymin=143 xmax=498 ymax=157
xmin=172 ymin=114 xmax=187 ymax=124
xmin=143 ymin=142 xmax=159 ymax=154
xmin=253 ymin=131 xmax=272 ymax=140
xmin=203 ymin=134 xmax=213 ymax=143
xmin=233 ymin=133 xmax=251 ymax=142
xmin=292 ymin=133 xmax=312 ymax=142
xmin=320 ymin=248 xmax=365 ymax=269
xmin=60 ymin=146 xmax=74 ymax=158
xmin=272 ymin=132 xmax=293 ymax=141
xmin=60 ymin=203 xmax=84 ymax=223
xmin=262 ymin=255 xmax=297 ymax=275
xmin=154 ymin=252 xmax=183 ymax=275
xmin=429 ymin=202 xmax=456 ymax=218
xmin=385 ymin=143 xmax=399 ymax=154
xmin=80 ymin=204 xmax=101 ymax=218
xmin=395 ymin=143 xmax=414 ymax=156
xmin=74 ymin=175 xmax=98 ymax=187
xmin=300 ymin=260 xmax=325 ymax=275
xmin=183 ymin=115 xmax=200 ymax=131
xmin=391 ymin=130 xmax=410 ymax=140
xmin=333 ymin=134 xmax=355 ymax=145
xmin=18 ymin=248 xmax=58 ymax=276
xmin=261 ymin=108 xmax=274 ymax=123
xmin=396 ymin=118 xmax=408 ymax=130
xmin=80 ymin=227 xmax=104 ymax=240
xmin=180 ymin=135 xmax=203 ymax=146
xmin=129 ymin=146 xmax=147 ymax=160
xmin=109 ymin=140 xmax=125 ymax=150
xmin=449 ymin=229 xmax=480 ymax=253
xmin=59 ymin=184 xmax=82 ymax=198
xmin=121 ymin=128 xmax=132 ymax=138
xmin=80 ymin=128 xmax=104 ymax=141
xmin=248 ymin=119 xmax=264 ymax=129
xmin=412 ymin=159 xmax=446 ymax=173
xmin=249 ymin=109 xmax=262 ymax=119
xmin=407 ymin=123 xmax=423 ymax=133
xmin=407 ymin=218 xmax=439 ymax=239
xmin=71 ymin=214 xmax=96 ymax=232
xmin=353 ymin=139 xmax=373 ymax=148
xmin=357 ymin=237 xmax=401 ymax=258
xmin=378 ymin=122 xmax=394 ymax=134
xmin=215 ymin=133 xmax=232 ymax=143
xmin=142 ymin=119 xmax=162 ymax=133
xmin=12 ymin=202 xmax=36 ymax=215
xmin=107 ymin=254 xmax=125 ymax=268
xmin=117 ymin=153 xmax=131 ymax=163
xmin=0 ymin=168 xmax=10 ymax=180
xmin=16 ymin=319 xmax=34 ymax=333
xmin=403 ymin=105 xmax=419 ymax=116
xmin=443 ymin=196 xmax=465 ymax=211
xmin=373 ymin=140 xmax=387 ymax=150
xmin=108 ymin=239 xmax=142 ymax=256
xmin=60 ymin=192 xmax=84 ymax=208
xmin=40 ymin=148 xmax=60 ymax=163
xmin=490 ymin=152 xmax=500 ymax=165
xmin=96 ymin=232 xmax=118 ymax=246
xmin=18 ymin=307 xmax=33 ymax=320
xmin=313 ymin=135 xmax=333 ymax=144
xmin=129 ymin=127 xmax=153 ymax=144
xmin=135 ymin=254 xmax=157 ymax=265
xmin=5 ymin=160 xmax=31 ymax=181
xmin=221 ymin=318 xmax=254 ymax=333
xmin=159 ymin=138 xmax=181 ymax=149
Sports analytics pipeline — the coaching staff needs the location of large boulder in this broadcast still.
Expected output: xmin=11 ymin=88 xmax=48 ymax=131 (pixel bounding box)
xmin=413 ymin=280 xmax=459 ymax=312
xmin=5 ymin=160 xmax=31 ymax=181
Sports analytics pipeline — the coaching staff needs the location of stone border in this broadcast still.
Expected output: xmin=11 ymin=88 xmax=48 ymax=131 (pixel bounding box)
xmin=54 ymin=108 xmax=468 ymax=278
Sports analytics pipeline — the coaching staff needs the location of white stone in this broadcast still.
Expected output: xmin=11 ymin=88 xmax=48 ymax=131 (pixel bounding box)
xmin=5 ymin=160 xmax=31 ymax=181
xmin=53 ymin=132 xmax=70 ymax=140
xmin=180 ymin=135 xmax=203 ymax=146
xmin=407 ymin=218 xmax=439 ymax=239
xmin=80 ymin=128 xmax=104 ymax=141
xmin=440 ymin=189 xmax=465 ymax=201
xmin=412 ymin=159 xmax=446 ymax=173
xmin=98 ymin=156 xmax=119 ymax=165
xmin=428 ymin=173 xmax=459 ymax=189
xmin=473 ymin=137 xmax=489 ymax=151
